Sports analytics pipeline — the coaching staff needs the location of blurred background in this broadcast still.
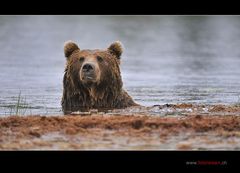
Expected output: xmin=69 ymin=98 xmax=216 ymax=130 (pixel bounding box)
xmin=0 ymin=15 xmax=240 ymax=115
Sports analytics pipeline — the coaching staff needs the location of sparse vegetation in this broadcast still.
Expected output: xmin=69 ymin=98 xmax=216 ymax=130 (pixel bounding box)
xmin=6 ymin=91 xmax=29 ymax=116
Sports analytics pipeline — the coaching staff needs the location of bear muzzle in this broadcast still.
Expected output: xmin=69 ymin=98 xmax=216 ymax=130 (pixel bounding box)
xmin=80 ymin=62 xmax=100 ymax=85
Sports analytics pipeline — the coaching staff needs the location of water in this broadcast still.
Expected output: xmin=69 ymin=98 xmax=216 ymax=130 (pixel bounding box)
xmin=0 ymin=15 xmax=240 ymax=115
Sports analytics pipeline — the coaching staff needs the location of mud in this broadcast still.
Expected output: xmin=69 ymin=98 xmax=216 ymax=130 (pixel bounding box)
xmin=1 ymin=104 xmax=240 ymax=150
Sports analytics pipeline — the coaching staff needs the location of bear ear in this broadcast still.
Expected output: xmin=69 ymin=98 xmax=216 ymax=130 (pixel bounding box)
xmin=107 ymin=41 xmax=123 ymax=59
xmin=64 ymin=41 xmax=80 ymax=58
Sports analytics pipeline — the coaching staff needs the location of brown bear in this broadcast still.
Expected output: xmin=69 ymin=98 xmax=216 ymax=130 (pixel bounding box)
xmin=61 ymin=40 xmax=139 ymax=114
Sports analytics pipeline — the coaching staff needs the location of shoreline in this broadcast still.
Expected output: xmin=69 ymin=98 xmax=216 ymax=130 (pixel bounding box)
xmin=1 ymin=104 xmax=240 ymax=150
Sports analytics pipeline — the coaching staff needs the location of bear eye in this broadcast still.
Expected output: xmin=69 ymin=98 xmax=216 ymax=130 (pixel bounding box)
xmin=79 ymin=57 xmax=85 ymax=62
xmin=97 ymin=56 xmax=103 ymax=62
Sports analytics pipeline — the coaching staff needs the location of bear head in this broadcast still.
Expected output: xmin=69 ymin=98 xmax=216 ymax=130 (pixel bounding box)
xmin=63 ymin=41 xmax=124 ymax=92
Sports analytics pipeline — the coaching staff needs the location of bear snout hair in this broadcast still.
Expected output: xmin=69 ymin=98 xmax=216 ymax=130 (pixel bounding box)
xmin=61 ymin=40 xmax=139 ymax=114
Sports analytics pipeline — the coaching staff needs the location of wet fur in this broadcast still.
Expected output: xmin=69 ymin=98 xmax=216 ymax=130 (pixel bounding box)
xmin=61 ymin=42 xmax=138 ymax=114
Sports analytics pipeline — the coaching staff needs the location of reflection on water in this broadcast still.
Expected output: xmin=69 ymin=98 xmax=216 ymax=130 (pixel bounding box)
xmin=0 ymin=15 xmax=240 ymax=115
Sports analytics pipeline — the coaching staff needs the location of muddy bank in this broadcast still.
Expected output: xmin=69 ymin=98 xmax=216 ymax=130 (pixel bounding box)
xmin=0 ymin=104 xmax=240 ymax=150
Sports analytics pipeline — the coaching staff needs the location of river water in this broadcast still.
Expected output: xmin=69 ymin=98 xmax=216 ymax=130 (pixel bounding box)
xmin=0 ymin=15 xmax=240 ymax=115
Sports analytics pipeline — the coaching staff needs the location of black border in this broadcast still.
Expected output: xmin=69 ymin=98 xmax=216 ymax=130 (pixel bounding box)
xmin=1 ymin=0 xmax=240 ymax=15
xmin=0 ymin=151 xmax=238 ymax=171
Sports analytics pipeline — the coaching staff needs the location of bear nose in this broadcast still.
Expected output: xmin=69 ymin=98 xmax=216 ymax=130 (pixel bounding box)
xmin=82 ymin=63 xmax=94 ymax=72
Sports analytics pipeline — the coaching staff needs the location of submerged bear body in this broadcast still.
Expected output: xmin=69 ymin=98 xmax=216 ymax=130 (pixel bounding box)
xmin=61 ymin=41 xmax=138 ymax=114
